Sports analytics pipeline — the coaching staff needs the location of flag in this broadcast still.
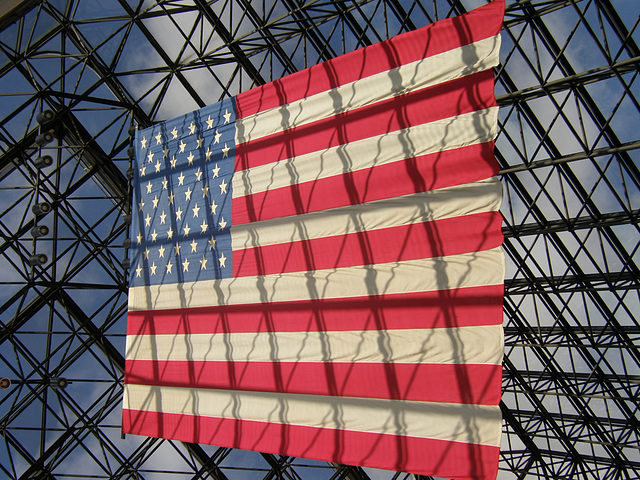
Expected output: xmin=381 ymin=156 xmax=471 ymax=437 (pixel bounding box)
xmin=123 ymin=1 xmax=505 ymax=479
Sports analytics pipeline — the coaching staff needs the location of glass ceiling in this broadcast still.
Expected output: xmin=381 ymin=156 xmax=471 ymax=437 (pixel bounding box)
xmin=0 ymin=1 xmax=638 ymax=479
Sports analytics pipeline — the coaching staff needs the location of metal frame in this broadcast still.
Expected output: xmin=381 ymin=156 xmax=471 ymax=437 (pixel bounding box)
xmin=0 ymin=1 xmax=638 ymax=478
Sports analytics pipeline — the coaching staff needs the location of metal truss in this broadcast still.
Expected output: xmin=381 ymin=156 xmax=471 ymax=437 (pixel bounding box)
xmin=0 ymin=0 xmax=638 ymax=479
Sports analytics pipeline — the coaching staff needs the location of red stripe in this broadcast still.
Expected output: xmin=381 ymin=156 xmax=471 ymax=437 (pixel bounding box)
xmin=233 ymin=141 xmax=497 ymax=224
xmin=125 ymin=360 xmax=502 ymax=405
xmin=235 ymin=70 xmax=496 ymax=171
xmin=233 ymin=211 xmax=503 ymax=277
xmin=235 ymin=0 xmax=504 ymax=118
xmin=122 ymin=409 xmax=500 ymax=480
xmin=126 ymin=284 xmax=504 ymax=335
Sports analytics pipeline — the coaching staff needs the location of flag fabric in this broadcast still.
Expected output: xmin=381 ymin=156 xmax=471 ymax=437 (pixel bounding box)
xmin=123 ymin=1 xmax=505 ymax=479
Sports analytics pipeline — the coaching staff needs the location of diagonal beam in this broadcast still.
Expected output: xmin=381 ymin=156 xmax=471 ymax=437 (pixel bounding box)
xmin=192 ymin=0 xmax=265 ymax=86
xmin=56 ymin=289 xmax=125 ymax=374
xmin=115 ymin=0 xmax=207 ymax=109
xmin=0 ymin=0 xmax=40 ymax=29
xmin=0 ymin=286 xmax=58 ymax=346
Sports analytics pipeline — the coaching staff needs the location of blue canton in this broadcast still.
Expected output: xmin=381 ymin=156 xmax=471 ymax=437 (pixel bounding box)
xmin=130 ymin=98 xmax=236 ymax=287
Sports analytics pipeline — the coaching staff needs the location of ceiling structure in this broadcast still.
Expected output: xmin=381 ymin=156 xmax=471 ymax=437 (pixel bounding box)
xmin=0 ymin=0 xmax=638 ymax=479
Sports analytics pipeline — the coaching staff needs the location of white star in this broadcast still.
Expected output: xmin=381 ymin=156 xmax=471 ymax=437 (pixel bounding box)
xmin=170 ymin=155 xmax=177 ymax=169
xmin=140 ymin=136 xmax=147 ymax=149
xmin=202 ymin=185 xmax=209 ymax=197
xmin=162 ymin=177 xmax=168 ymax=189
xmin=139 ymin=164 xmax=146 ymax=176
xmin=195 ymin=168 xmax=202 ymax=181
xmin=200 ymin=256 xmax=208 ymax=270
xmin=138 ymin=201 xmax=145 ymax=211
xmin=213 ymin=130 xmax=221 ymax=144
xmin=205 ymin=147 xmax=212 ymax=160
xmin=158 ymin=245 xmax=165 ymax=258
xmin=155 ymin=132 xmax=162 ymax=145
xmin=190 ymin=238 xmax=198 ymax=253
xmin=136 ymin=233 xmax=142 ymax=244
xmin=182 ymin=257 xmax=190 ymax=272
xmin=200 ymin=219 xmax=208 ymax=233
xmin=206 ymin=115 xmax=214 ymax=129
xmin=160 ymin=210 xmax=167 ymax=224
xmin=197 ymin=136 xmax=204 ymax=148
xmin=150 ymin=262 xmax=157 ymax=275
xmin=223 ymin=109 xmax=231 ymax=123
xmin=219 ymin=178 xmax=227 ymax=194
xmin=188 ymin=122 xmax=196 ymax=135
xmin=183 ymin=223 xmax=191 ymax=236
xmin=175 ymin=207 xmax=183 ymax=220
xmin=144 ymin=214 xmax=151 ymax=227
xmin=212 ymin=163 xmax=220 ymax=178
xmin=166 ymin=260 xmax=173 ymax=273
xmin=143 ymin=248 xmax=150 ymax=260
xmin=151 ymin=229 xmax=158 ymax=242
xmin=178 ymin=172 xmax=185 ymax=186
xmin=147 ymin=150 xmax=154 ymax=163
xmin=192 ymin=203 xmax=200 ymax=217
xmin=152 ymin=195 xmax=159 ymax=209
xmin=168 ymin=191 xmax=175 ymax=204
xmin=219 ymin=217 xmax=227 ymax=230
xmin=185 ymin=187 xmax=192 ymax=201
xmin=179 ymin=140 xmax=186 ymax=153
xmin=187 ymin=151 xmax=195 ymax=164
xmin=222 ymin=143 xmax=230 ymax=157
xmin=163 ymin=146 xmax=169 ymax=158
xmin=208 ymin=236 xmax=216 ymax=250
xmin=154 ymin=160 xmax=161 ymax=173
xmin=210 ymin=200 xmax=218 ymax=215
xmin=136 ymin=265 xmax=142 ymax=277
xmin=171 ymin=126 xmax=178 ymax=139
xmin=167 ymin=226 xmax=174 ymax=239
xmin=219 ymin=252 xmax=227 ymax=268
xmin=146 ymin=181 xmax=153 ymax=194
xmin=174 ymin=243 xmax=181 ymax=255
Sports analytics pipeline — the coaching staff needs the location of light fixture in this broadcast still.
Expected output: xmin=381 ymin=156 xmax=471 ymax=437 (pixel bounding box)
xmin=34 ymin=155 xmax=53 ymax=168
xmin=36 ymin=110 xmax=55 ymax=125
xmin=49 ymin=377 xmax=68 ymax=390
xmin=31 ymin=225 xmax=49 ymax=238
xmin=35 ymin=131 xmax=54 ymax=147
xmin=28 ymin=254 xmax=48 ymax=266
xmin=32 ymin=202 xmax=52 ymax=216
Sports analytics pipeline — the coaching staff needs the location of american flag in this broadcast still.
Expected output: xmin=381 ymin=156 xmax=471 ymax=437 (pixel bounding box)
xmin=124 ymin=2 xmax=505 ymax=479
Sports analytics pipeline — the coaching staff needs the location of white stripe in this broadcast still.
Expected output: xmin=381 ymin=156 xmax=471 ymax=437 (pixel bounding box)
xmin=232 ymin=108 xmax=498 ymax=198
xmin=231 ymin=178 xmax=501 ymax=250
xmin=123 ymin=384 xmax=502 ymax=447
xmin=126 ymin=325 xmax=503 ymax=365
xmin=128 ymin=247 xmax=505 ymax=311
xmin=235 ymin=35 xmax=501 ymax=144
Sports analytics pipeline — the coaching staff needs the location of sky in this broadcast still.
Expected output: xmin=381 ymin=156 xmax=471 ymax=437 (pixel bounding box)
xmin=0 ymin=0 xmax=638 ymax=479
